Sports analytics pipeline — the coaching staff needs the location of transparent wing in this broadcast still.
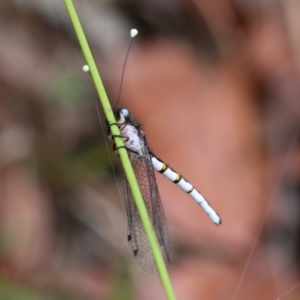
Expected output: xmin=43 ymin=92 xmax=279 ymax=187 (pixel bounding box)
xmin=123 ymin=143 xmax=171 ymax=272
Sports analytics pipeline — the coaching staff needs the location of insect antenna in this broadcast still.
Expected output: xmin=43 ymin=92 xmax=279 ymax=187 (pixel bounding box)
xmin=115 ymin=28 xmax=138 ymax=109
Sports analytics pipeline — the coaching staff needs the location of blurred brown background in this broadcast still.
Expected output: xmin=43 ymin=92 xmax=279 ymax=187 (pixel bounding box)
xmin=0 ymin=0 xmax=300 ymax=299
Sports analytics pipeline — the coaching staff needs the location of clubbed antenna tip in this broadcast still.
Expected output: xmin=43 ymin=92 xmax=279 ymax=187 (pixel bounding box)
xmin=115 ymin=28 xmax=138 ymax=109
xmin=130 ymin=29 xmax=138 ymax=38
xmin=82 ymin=64 xmax=89 ymax=72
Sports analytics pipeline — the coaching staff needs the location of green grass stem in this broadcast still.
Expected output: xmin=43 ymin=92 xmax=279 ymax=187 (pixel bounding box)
xmin=63 ymin=1 xmax=177 ymax=299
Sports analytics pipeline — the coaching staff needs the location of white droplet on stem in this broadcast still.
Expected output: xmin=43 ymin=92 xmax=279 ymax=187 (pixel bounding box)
xmin=130 ymin=29 xmax=138 ymax=38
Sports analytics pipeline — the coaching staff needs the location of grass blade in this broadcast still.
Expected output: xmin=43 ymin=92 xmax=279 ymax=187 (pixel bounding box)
xmin=63 ymin=1 xmax=177 ymax=299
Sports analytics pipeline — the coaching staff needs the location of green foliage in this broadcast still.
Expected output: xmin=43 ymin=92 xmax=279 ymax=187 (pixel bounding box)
xmin=50 ymin=72 xmax=87 ymax=105
xmin=105 ymin=268 xmax=134 ymax=300
xmin=0 ymin=276 xmax=82 ymax=300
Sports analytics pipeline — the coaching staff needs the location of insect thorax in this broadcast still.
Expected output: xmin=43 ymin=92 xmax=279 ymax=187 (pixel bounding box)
xmin=120 ymin=123 xmax=143 ymax=159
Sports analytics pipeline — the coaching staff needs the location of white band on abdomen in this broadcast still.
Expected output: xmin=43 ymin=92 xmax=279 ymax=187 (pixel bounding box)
xmin=151 ymin=155 xmax=221 ymax=225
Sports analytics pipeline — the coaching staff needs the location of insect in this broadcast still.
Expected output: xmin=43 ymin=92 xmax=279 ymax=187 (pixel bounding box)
xmin=108 ymin=107 xmax=221 ymax=272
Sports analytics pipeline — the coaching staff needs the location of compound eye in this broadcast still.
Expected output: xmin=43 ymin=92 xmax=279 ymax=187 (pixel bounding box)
xmin=119 ymin=108 xmax=130 ymax=121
